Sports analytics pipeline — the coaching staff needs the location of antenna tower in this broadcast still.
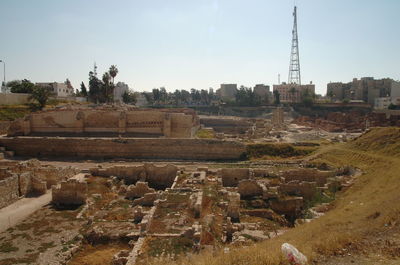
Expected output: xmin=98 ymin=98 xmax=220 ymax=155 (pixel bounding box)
xmin=288 ymin=6 xmax=301 ymax=84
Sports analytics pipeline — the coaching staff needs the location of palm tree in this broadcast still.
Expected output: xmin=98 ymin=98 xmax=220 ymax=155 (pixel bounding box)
xmin=102 ymin=72 xmax=111 ymax=102
xmin=109 ymin=65 xmax=118 ymax=84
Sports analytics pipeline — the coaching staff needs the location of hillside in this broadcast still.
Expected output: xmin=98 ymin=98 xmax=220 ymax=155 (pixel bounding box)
xmin=150 ymin=127 xmax=400 ymax=265
xmin=350 ymin=127 xmax=400 ymax=157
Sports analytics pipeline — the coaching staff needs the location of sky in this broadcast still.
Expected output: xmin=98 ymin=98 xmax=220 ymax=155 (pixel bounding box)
xmin=0 ymin=0 xmax=399 ymax=95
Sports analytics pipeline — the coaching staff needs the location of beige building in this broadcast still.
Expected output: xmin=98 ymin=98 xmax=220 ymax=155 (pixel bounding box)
xmin=217 ymin=84 xmax=237 ymax=102
xmin=36 ymin=81 xmax=74 ymax=97
xmin=326 ymin=82 xmax=351 ymax=101
xmin=375 ymin=97 xmax=400 ymax=109
xmin=253 ymin=84 xmax=271 ymax=103
xmin=327 ymin=77 xmax=400 ymax=105
xmin=273 ymin=83 xmax=315 ymax=103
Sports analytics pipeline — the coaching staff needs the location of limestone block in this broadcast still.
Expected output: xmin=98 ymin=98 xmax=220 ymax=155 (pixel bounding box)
xmin=132 ymin=192 xmax=158 ymax=206
xmin=189 ymin=192 xmax=203 ymax=218
xmin=0 ymin=175 xmax=19 ymax=209
xmin=270 ymin=197 xmax=303 ymax=219
xmin=126 ymin=182 xmax=155 ymax=199
xmin=111 ymin=250 xmax=129 ymax=265
xmin=238 ymin=179 xmax=263 ymax=198
xmin=227 ymin=192 xmax=240 ymax=221
xmin=52 ymin=179 xmax=88 ymax=207
xmin=278 ymin=181 xmax=317 ymax=200
xmin=220 ymin=168 xmax=250 ymax=187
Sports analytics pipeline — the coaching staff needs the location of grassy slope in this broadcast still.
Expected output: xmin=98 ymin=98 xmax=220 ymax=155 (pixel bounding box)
xmin=150 ymin=127 xmax=400 ymax=265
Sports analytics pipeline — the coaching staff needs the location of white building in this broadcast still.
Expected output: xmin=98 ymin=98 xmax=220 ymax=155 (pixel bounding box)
xmin=36 ymin=81 xmax=74 ymax=97
xmin=374 ymin=97 xmax=400 ymax=109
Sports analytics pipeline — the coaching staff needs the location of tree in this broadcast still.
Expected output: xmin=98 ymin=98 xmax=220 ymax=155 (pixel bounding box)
xmin=388 ymin=103 xmax=397 ymax=110
xmin=152 ymin=88 xmax=161 ymax=104
xmin=88 ymin=71 xmax=102 ymax=103
xmin=88 ymin=66 xmax=117 ymax=103
xmin=8 ymin=79 xmax=35 ymax=94
xmin=80 ymin=82 xmax=88 ymax=97
xmin=273 ymin=90 xmax=280 ymax=105
xmin=122 ymin=90 xmax=136 ymax=104
xmin=159 ymin=87 xmax=167 ymax=103
xmin=173 ymin=89 xmax=182 ymax=105
xmin=327 ymin=90 xmax=334 ymax=102
xmin=102 ymin=72 xmax=114 ymax=102
xmin=109 ymin=65 xmax=118 ymax=84
xmin=29 ymin=86 xmax=52 ymax=110
xmin=301 ymin=89 xmax=315 ymax=107
xmin=234 ymin=86 xmax=260 ymax=106
xmin=289 ymin=87 xmax=297 ymax=103
xmin=143 ymin=92 xmax=154 ymax=105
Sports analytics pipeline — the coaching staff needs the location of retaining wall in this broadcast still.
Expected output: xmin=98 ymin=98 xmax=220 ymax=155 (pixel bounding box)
xmin=0 ymin=137 xmax=246 ymax=160
xmin=0 ymin=93 xmax=30 ymax=105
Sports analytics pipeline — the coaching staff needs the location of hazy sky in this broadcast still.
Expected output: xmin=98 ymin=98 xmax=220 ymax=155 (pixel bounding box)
xmin=1 ymin=0 xmax=399 ymax=95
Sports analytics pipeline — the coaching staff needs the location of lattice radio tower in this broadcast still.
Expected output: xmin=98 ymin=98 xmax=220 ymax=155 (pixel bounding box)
xmin=288 ymin=6 xmax=301 ymax=85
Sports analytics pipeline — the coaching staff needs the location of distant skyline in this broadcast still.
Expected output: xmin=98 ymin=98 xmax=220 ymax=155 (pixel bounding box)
xmin=0 ymin=0 xmax=399 ymax=95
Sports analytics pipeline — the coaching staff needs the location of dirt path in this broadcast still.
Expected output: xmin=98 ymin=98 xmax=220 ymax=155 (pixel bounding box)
xmin=0 ymin=192 xmax=51 ymax=233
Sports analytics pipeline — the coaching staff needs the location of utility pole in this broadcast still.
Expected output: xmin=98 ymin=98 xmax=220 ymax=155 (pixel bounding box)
xmin=0 ymin=60 xmax=5 ymax=88
xmin=288 ymin=6 xmax=301 ymax=85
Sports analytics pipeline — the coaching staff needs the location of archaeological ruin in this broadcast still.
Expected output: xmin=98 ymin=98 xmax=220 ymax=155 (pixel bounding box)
xmin=0 ymin=104 xmax=372 ymax=265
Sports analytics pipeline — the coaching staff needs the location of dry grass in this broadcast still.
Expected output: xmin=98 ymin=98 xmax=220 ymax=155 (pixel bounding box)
xmin=68 ymin=243 xmax=130 ymax=265
xmin=196 ymin=129 xmax=215 ymax=139
xmin=148 ymin=127 xmax=400 ymax=265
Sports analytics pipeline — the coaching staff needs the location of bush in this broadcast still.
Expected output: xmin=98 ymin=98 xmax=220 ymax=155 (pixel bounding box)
xmin=28 ymin=86 xmax=52 ymax=110
xmin=246 ymin=143 xmax=314 ymax=159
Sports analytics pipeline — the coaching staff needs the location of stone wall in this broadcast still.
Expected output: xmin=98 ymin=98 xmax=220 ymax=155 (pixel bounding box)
xmin=279 ymin=181 xmax=317 ymax=200
xmin=0 ymin=93 xmax=30 ymax=105
xmin=0 ymin=137 xmax=246 ymax=161
xmin=52 ymin=179 xmax=88 ymax=207
xmin=0 ymin=174 xmax=19 ymax=209
xmin=220 ymin=168 xmax=250 ymax=187
xmin=200 ymin=117 xmax=253 ymax=134
xmin=91 ymin=164 xmax=178 ymax=190
xmin=8 ymin=108 xmax=200 ymax=138
xmin=0 ymin=160 xmax=77 ymax=209
xmin=281 ymin=168 xmax=335 ymax=187
xmin=293 ymin=111 xmax=400 ymax=132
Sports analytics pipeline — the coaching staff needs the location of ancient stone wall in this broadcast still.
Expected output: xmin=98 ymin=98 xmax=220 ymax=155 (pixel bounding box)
xmin=0 ymin=174 xmax=19 ymax=209
xmin=8 ymin=108 xmax=200 ymax=138
xmin=281 ymin=168 xmax=335 ymax=187
xmin=91 ymin=164 xmax=178 ymax=190
xmin=125 ymin=182 xmax=155 ymax=199
xmin=220 ymin=168 xmax=250 ymax=187
xmin=0 ymin=160 xmax=77 ymax=209
xmin=293 ymin=111 xmax=400 ymax=132
xmin=0 ymin=137 xmax=246 ymax=161
xmin=52 ymin=179 xmax=88 ymax=207
xmin=238 ymin=179 xmax=263 ymax=198
xmin=279 ymin=181 xmax=317 ymax=200
xmin=200 ymin=117 xmax=253 ymax=134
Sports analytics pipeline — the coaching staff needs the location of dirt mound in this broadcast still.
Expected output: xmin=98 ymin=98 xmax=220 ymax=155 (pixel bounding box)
xmin=351 ymin=127 xmax=400 ymax=157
